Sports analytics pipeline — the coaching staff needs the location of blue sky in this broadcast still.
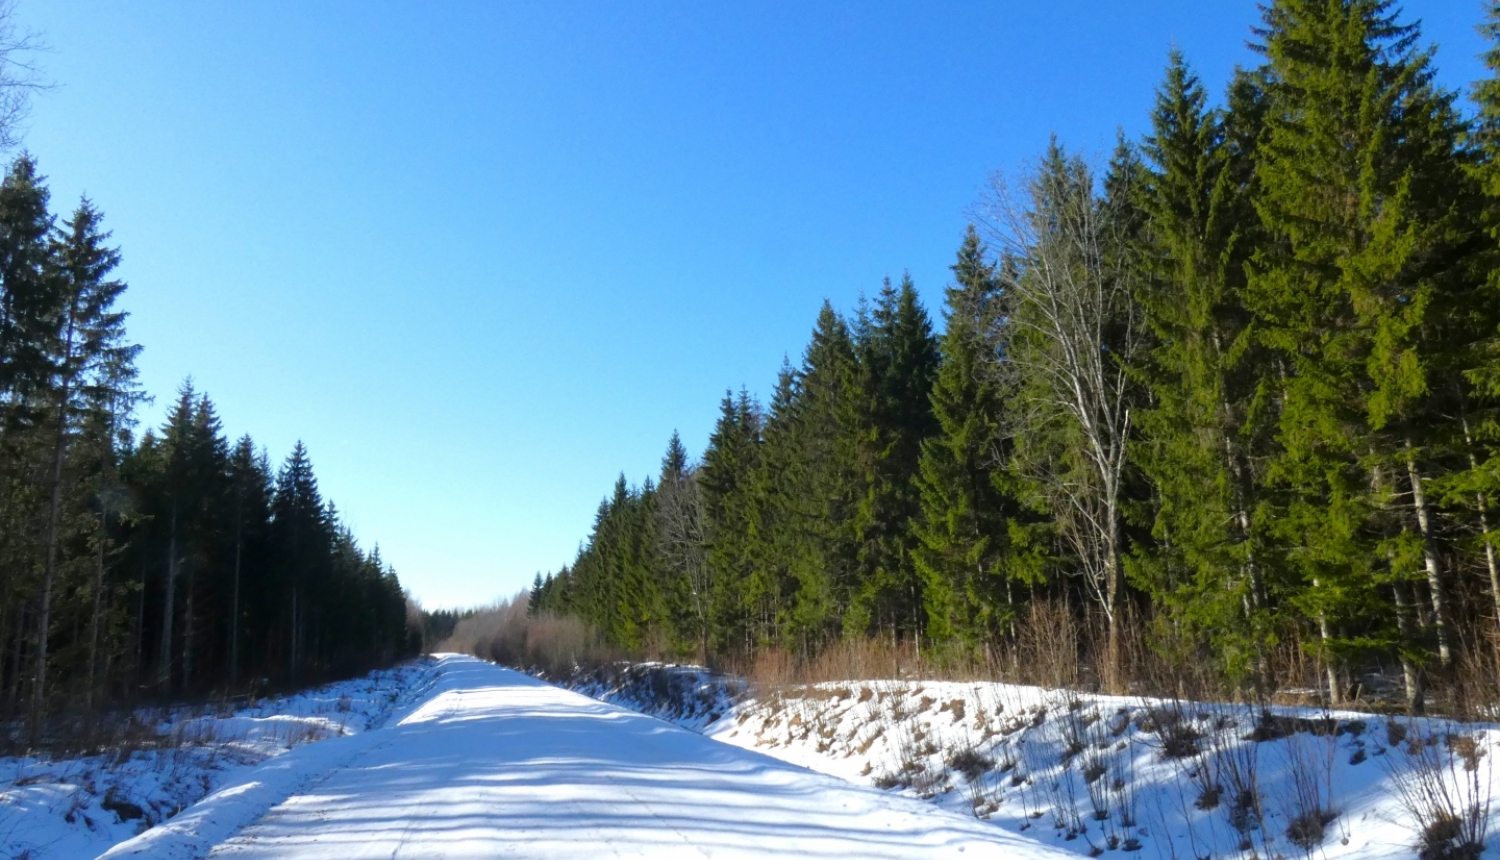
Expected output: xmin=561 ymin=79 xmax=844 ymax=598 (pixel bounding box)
xmin=21 ymin=1 xmax=1486 ymax=608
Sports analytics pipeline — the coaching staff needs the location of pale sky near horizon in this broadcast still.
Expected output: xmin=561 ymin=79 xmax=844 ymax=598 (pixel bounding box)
xmin=20 ymin=1 xmax=1485 ymax=609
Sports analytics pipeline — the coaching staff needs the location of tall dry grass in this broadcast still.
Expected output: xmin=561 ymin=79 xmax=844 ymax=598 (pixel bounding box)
xmin=724 ymin=599 xmax=1240 ymax=701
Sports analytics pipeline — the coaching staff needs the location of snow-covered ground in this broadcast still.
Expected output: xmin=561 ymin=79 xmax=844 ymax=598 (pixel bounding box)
xmin=566 ymin=664 xmax=1500 ymax=860
xmin=0 ymin=660 xmax=435 ymax=860
xmin=10 ymin=654 xmax=1070 ymax=859
xmin=166 ymin=656 xmax=1066 ymax=859
xmin=13 ymin=652 xmax=1488 ymax=859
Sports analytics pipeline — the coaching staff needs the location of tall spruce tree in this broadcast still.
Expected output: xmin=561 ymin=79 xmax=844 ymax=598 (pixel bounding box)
xmin=849 ymin=276 xmax=940 ymax=642
xmin=784 ymin=304 xmax=862 ymax=647
xmin=271 ymin=441 xmax=327 ymax=682
xmin=745 ymin=361 xmax=802 ymax=648
xmin=33 ymin=198 xmax=136 ymax=713
xmin=1247 ymin=0 xmax=1480 ymax=705
xmin=913 ymin=227 xmax=1017 ymax=648
xmin=1442 ymin=2 xmax=1500 ymax=670
xmin=1133 ymin=52 xmax=1275 ymax=689
xmin=655 ymin=431 xmax=709 ymax=657
xmin=225 ymin=435 xmax=271 ymax=686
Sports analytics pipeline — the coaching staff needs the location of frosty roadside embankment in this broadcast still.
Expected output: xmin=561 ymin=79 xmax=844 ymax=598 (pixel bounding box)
xmin=106 ymin=654 xmax=1069 ymax=859
xmin=564 ymin=664 xmax=1500 ymax=860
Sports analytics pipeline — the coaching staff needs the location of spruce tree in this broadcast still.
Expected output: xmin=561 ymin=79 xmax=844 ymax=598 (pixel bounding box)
xmin=1133 ymin=52 xmax=1275 ymax=688
xmin=1248 ymin=0 xmax=1480 ymax=704
xmin=913 ymin=227 xmax=1017 ymax=649
xmin=1445 ymin=1 xmax=1500 ymax=660
xmin=849 ymin=276 xmax=939 ymax=642
xmin=0 ymin=155 xmax=54 ymax=415
xmin=529 ymin=573 xmax=544 ymax=616
xmin=745 ymin=361 xmax=800 ymax=647
xmin=784 ymin=303 xmax=862 ymax=647
xmin=271 ymin=441 xmax=327 ymax=682
xmin=656 ymin=431 xmax=710 ymax=658
xmin=699 ymin=390 xmax=762 ymax=654
xmin=33 ymin=198 xmax=136 ymax=713
xmin=225 ymin=435 xmax=271 ymax=685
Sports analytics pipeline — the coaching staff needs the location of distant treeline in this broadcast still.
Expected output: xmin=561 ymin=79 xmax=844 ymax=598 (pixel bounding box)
xmin=422 ymin=607 xmax=473 ymax=648
xmin=531 ymin=1 xmax=1500 ymax=711
xmin=0 ymin=155 xmax=416 ymax=727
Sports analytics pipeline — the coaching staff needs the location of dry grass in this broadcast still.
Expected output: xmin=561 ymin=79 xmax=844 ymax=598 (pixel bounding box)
xmin=724 ymin=600 xmax=1253 ymax=704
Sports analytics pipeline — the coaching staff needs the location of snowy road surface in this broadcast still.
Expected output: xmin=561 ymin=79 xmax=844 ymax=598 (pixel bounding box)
xmin=101 ymin=655 xmax=1064 ymax=859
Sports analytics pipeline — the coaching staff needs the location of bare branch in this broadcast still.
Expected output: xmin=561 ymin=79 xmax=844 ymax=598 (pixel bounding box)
xmin=0 ymin=0 xmax=50 ymax=151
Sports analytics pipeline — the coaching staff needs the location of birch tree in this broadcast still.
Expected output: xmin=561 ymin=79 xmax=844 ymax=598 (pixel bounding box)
xmin=980 ymin=141 xmax=1143 ymax=693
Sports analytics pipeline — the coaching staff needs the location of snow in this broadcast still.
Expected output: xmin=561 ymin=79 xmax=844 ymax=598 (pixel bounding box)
xmin=13 ymin=652 xmax=1489 ymax=859
xmin=565 ymin=666 xmax=1500 ymax=860
xmin=129 ymin=655 xmax=1065 ymax=859
xmin=0 ymin=661 xmax=431 ymax=860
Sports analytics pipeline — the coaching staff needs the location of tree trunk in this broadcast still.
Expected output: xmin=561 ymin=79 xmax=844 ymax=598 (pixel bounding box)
xmin=0 ymin=606 xmax=8 ymax=718
xmin=35 ymin=406 xmax=67 ymax=723
xmin=7 ymin=606 xmax=25 ymax=719
xmin=88 ymin=397 xmax=119 ymax=711
xmin=159 ymin=503 xmax=178 ymax=692
xmin=231 ymin=506 xmax=242 ymax=687
xmin=290 ymin=588 xmax=299 ymax=682
xmin=1405 ymin=440 xmax=1452 ymax=669
xmin=1105 ymin=522 xmax=1124 ymax=695
xmin=1313 ymin=577 xmax=1339 ymax=706
xmin=0 ymin=606 xmax=12 ymax=718
xmin=1391 ymin=578 xmax=1426 ymax=715
xmin=35 ymin=290 xmax=83 ymax=726
xmin=133 ymin=564 xmax=145 ymax=683
xmin=182 ymin=567 xmax=195 ymax=690
xmin=87 ymin=505 xmax=107 ymax=712
xmin=1460 ymin=408 xmax=1500 ymax=679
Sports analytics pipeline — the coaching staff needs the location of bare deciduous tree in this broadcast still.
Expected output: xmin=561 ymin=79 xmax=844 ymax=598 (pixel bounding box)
xmin=977 ymin=145 xmax=1141 ymax=693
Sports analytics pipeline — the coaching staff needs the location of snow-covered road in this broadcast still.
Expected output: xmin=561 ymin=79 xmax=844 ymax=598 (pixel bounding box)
xmin=102 ymin=655 xmax=1063 ymax=859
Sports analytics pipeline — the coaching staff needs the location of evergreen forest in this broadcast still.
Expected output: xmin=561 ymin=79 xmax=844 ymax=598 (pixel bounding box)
xmin=0 ymin=155 xmax=416 ymax=734
xmin=531 ymin=1 xmax=1500 ymax=712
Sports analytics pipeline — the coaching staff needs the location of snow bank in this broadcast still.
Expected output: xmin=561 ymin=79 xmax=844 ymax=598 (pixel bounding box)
xmin=94 ymin=659 xmax=444 ymax=860
xmin=0 ymin=660 xmax=434 ymax=860
xmin=560 ymin=666 xmax=1500 ymax=860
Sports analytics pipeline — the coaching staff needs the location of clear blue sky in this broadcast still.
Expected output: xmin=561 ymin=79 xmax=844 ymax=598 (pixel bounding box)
xmin=21 ymin=1 xmax=1485 ymax=609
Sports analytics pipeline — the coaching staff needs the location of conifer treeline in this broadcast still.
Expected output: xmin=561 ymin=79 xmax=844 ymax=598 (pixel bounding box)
xmin=532 ymin=1 xmax=1500 ymax=709
xmin=0 ymin=155 xmax=415 ymax=725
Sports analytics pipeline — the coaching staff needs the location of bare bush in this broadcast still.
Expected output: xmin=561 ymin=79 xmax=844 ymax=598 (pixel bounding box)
xmin=1212 ymin=714 xmax=1264 ymax=845
xmin=1381 ymin=721 xmax=1493 ymax=860
xmin=946 ymin=744 xmax=992 ymax=781
xmin=1013 ymin=598 xmax=1082 ymax=690
xmin=1281 ymin=726 xmax=1339 ymax=853
xmin=1136 ymin=703 xmax=1203 ymax=760
xmin=438 ymin=591 xmax=612 ymax=677
xmin=731 ymin=637 xmax=997 ymax=688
